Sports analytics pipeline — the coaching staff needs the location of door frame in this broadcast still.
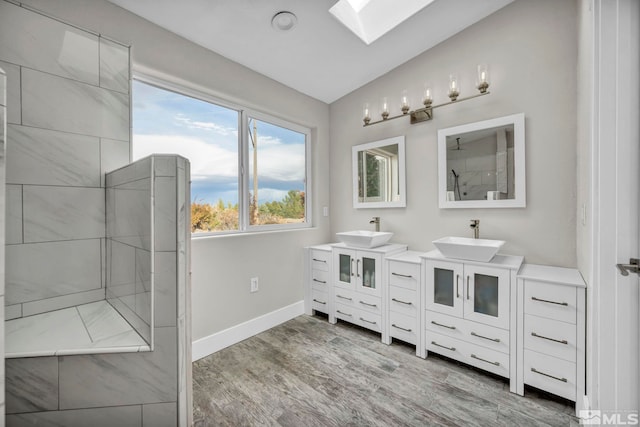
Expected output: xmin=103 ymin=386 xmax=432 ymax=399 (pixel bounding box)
xmin=588 ymin=0 xmax=640 ymax=414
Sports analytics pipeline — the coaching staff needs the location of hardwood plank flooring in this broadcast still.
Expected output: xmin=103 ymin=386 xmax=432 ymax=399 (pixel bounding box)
xmin=193 ymin=314 xmax=579 ymax=426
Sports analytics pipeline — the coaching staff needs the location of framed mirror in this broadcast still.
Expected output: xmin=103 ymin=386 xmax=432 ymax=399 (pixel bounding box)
xmin=438 ymin=113 xmax=525 ymax=208
xmin=352 ymin=135 xmax=406 ymax=208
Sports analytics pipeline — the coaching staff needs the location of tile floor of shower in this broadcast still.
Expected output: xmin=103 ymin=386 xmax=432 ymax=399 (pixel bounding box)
xmin=5 ymin=300 xmax=149 ymax=358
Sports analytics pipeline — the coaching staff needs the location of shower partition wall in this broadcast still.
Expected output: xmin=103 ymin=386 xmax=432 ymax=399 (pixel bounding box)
xmin=106 ymin=156 xmax=154 ymax=346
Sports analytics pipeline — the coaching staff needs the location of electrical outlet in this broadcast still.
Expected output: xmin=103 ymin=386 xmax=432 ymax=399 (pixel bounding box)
xmin=323 ymin=206 xmax=329 ymax=217
xmin=250 ymin=277 xmax=259 ymax=293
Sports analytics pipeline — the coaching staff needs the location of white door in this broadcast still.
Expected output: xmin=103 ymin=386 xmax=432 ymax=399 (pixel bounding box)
xmin=590 ymin=0 xmax=639 ymax=415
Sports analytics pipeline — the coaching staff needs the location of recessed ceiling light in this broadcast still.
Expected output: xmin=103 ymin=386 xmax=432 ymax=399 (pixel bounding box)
xmin=271 ymin=11 xmax=298 ymax=32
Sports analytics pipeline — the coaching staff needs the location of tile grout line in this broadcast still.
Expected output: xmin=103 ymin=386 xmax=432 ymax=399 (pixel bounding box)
xmin=75 ymin=305 xmax=96 ymax=343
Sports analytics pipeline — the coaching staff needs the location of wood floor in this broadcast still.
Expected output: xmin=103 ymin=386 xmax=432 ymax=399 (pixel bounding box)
xmin=193 ymin=314 xmax=578 ymax=426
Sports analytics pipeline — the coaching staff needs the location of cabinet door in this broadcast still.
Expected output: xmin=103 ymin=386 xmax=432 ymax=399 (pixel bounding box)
xmin=357 ymin=251 xmax=382 ymax=296
xmin=463 ymin=264 xmax=510 ymax=329
xmin=334 ymin=248 xmax=356 ymax=290
xmin=425 ymin=260 xmax=464 ymax=317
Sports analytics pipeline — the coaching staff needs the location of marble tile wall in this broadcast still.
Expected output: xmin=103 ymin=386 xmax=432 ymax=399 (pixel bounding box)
xmin=1 ymin=3 xmax=191 ymax=424
xmin=105 ymin=159 xmax=152 ymax=345
xmin=0 ymin=0 xmax=131 ymax=319
xmin=1 ymin=65 xmax=8 ymax=425
xmin=5 ymin=155 xmax=192 ymax=426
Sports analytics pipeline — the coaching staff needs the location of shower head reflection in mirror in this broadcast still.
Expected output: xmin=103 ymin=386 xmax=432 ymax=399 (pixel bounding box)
xmin=437 ymin=113 xmax=526 ymax=209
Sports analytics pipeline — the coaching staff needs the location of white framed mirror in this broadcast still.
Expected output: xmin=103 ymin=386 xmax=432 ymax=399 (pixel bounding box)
xmin=438 ymin=113 xmax=525 ymax=208
xmin=352 ymin=135 xmax=406 ymax=208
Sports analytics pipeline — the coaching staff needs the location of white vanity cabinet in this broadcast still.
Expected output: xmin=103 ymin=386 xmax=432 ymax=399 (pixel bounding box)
xmin=384 ymin=251 xmax=423 ymax=357
xmin=422 ymin=250 xmax=523 ymax=391
xmin=516 ymin=264 xmax=586 ymax=415
xmin=332 ymin=243 xmax=407 ymax=334
xmin=304 ymin=244 xmax=333 ymax=320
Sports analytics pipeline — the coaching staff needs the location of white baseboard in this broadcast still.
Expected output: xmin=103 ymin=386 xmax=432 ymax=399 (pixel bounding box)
xmin=192 ymin=300 xmax=305 ymax=362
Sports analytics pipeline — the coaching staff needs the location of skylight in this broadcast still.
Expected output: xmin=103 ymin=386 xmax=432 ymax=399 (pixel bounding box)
xmin=329 ymin=0 xmax=435 ymax=45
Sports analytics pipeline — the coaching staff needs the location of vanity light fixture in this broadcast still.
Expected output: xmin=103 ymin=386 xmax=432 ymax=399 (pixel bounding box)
xmin=363 ymin=65 xmax=491 ymax=127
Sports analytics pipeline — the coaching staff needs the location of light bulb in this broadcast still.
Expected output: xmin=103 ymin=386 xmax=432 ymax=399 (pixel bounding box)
xmin=401 ymin=90 xmax=410 ymax=114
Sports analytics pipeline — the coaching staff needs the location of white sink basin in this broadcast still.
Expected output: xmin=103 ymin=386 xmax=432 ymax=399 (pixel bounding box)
xmin=432 ymin=236 xmax=505 ymax=262
xmin=336 ymin=230 xmax=393 ymax=248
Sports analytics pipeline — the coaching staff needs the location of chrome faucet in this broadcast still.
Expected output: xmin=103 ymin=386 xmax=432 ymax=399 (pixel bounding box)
xmin=370 ymin=216 xmax=380 ymax=232
xmin=470 ymin=219 xmax=480 ymax=239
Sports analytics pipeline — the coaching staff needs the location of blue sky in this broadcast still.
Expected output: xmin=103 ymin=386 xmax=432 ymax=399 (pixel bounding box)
xmin=132 ymin=80 xmax=305 ymax=206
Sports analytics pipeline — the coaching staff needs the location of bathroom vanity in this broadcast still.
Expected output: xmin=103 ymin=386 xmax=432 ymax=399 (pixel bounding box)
xmin=303 ymin=241 xmax=586 ymax=414
xmin=422 ymin=250 xmax=523 ymax=393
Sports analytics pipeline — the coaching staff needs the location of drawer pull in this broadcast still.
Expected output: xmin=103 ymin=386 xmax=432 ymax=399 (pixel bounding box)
xmin=470 ymin=354 xmax=500 ymax=366
xmin=471 ymin=331 xmax=501 ymax=343
xmin=312 ymin=258 xmax=327 ymax=263
xmin=531 ymin=332 xmax=568 ymax=345
xmin=312 ymin=278 xmax=327 ymax=284
xmin=531 ymin=296 xmax=568 ymax=306
xmin=312 ymin=299 xmax=326 ymax=305
xmin=392 ymin=272 xmax=413 ymax=278
xmin=392 ymin=324 xmax=412 ymax=332
xmin=360 ymin=317 xmax=377 ymax=325
xmin=359 ymin=300 xmax=378 ymax=308
xmin=392 ymin=298 xmax=413 ymax=305
xmin=336 ymin=294 xmax=352 ymax=301
xmin=531 ymin=367 xmax=567 ymax=383
xmin=336 ymin=310 xmax=352 ymax=317
xmin=431 ymin=341 xmax=456 ymax=352
xmin=431 ymin=320 xmax=456 ymax=330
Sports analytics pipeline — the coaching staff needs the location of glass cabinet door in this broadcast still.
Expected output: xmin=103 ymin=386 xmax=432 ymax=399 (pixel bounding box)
xmin=361 ymin=256 xmax=376 ymax=289
xmin=339 ymin=253 xmax=352 ymax=283
xmin=425 ymin=260 xmax=463 ymax=317
xmin=356 ymin=251 xmax=382 ymax=296
xmin=463 ymin=265 xmax=510 ymax=329
xmin=334 ymin=248 xmax=356 ymax=289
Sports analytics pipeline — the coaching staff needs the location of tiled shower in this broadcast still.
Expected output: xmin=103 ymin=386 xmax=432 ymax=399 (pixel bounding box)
xmin=0 ymin=1 xmax=192 ymax=425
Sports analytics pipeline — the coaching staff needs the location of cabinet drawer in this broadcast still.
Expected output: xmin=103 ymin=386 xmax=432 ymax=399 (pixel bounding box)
xmin=333 ymin=288 xmax=356 ymax=306
xmin=427 ymin=330 xmax=510 ymax=378
xmin=389 ymin=286 xmax=418 ymax=317
xmin=355 ymin=293 xmax=382 ymax=315
xmin=524 ymin=280 xmax=576 ymax=324
xmin=356 ymin=310 xmax=382 ymax=333
xmin=524 ymin=349 xmax=576 ymax=401
xmin=311 ymin=289 xmax=329 ymax=314
xmin=388 ymin=261 xmax=420 ymax=290
xmin=311 ymin=269 xmax=329 ymax=290
xmin=335 ymin=303 xmax=382 ymax=333
xmin=390 ymin=311 xmax=417 ymax=345
xmin=310 ymin=249 xmax=331 ymax=271
xmin=425 ymin=311 xmax=509 ymax=354
xmin=335 ymin=302 xmax=356 ymax=323
xmin=524 ymin=314 xmax=576 ymax=362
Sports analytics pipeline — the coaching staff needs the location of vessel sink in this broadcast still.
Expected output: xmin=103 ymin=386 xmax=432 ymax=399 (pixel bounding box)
xmin=336 ymin=230 xmax=393 ymax=248
xmin=432 ymin=236 xmax=505 ymax=262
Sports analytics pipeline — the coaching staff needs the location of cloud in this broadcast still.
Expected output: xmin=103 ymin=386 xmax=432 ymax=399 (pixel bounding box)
xmin=133 ymin=134 xmax=238 ymax=179
xmin=174 ymin=114 xmax=237 ymax=137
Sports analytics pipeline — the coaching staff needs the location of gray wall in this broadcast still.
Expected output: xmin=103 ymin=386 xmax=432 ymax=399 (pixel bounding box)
xmin=330 ymin=0 xmax=578 ymax=267
xmin=0 ymin=0 xmax=131 ymax=319
xmin=15 ymin=0 xmax=332 ymax=342
xmin=576 ymin=0 xmax=592 ymax=284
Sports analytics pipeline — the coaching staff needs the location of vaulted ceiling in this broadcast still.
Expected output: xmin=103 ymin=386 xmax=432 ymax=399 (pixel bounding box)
xmin=107 ymin=0 xmax=514 ymax=103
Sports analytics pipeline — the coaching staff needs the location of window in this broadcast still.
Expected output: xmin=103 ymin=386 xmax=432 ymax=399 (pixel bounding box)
xmin=132 ymin=78 xmax=310 ymax=234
